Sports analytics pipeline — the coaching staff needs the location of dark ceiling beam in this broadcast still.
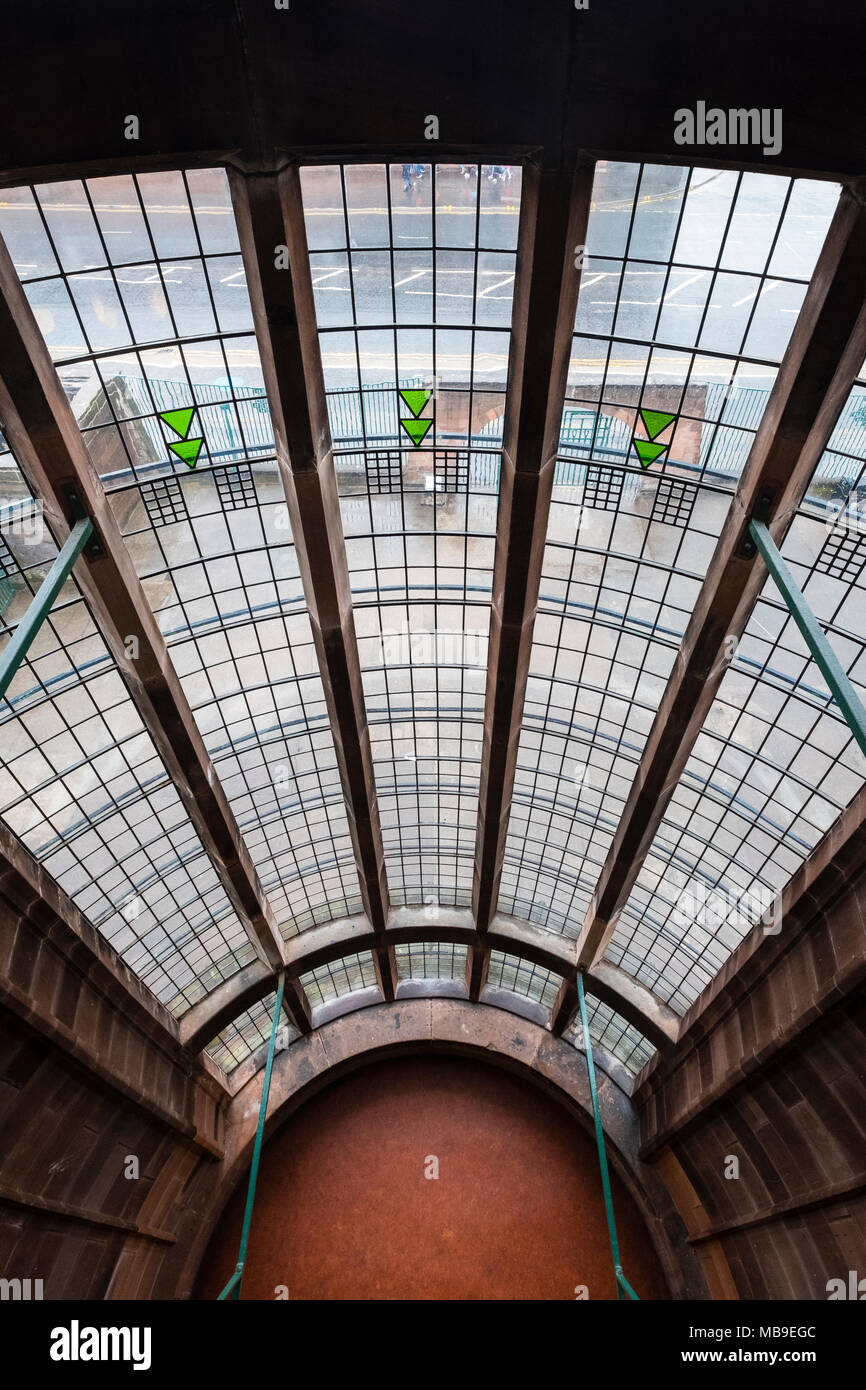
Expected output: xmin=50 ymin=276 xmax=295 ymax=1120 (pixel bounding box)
xmin=228 ymin=167 xmax=395 ymax=1002
xmin=570 ymin=183 xmax=866 ymax=1002
xmin=549 ymin=958 xmax=680 ymax=1050
xmin=468 ymin=158 xmax=594 ymax=998
xmin=0 ymin=2 xmax=864 ymax=183
xmin=180 ymin=904 xmax=677 ymax=1059
xmin=0 ymin=237 xmax=307 ymax=1020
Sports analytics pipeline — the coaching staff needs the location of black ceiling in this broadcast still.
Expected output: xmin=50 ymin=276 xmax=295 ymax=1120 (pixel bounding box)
xmin=1 ymin=0 xmax=863 ymax=183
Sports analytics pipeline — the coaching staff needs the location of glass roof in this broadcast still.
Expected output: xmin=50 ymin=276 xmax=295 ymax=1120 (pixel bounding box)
xmin=300 ymin=163 xmax=518 ymax=908
xmin=0 ymin=158 xmax=860 ymax=1078
xmin=203 ymin=944 xmax=653 ymax=1080
xmin=564 ymin=995 xmax=656 ymax=1078
xmin=0 ymin=433 xmax=256 ymax=1014
xmin=499 ymin=163 xmax=839 ymax=939
xmin=395 ymin=940 xmax=468 ymax=982
xmin=605 ymin=366 xmax=866 ymax=1011
xmin=206 ymin=990 xmax=289 ymax=1074
xmin=300 ymin=949 xmax=378 ymax=1008
xmin=207 ymin=944 xmax=385 ymax=1076
xmin=484 ymin=949 xmax=562 ymax=1013
xmin=0 ymin=171 xmax=364 ymax=981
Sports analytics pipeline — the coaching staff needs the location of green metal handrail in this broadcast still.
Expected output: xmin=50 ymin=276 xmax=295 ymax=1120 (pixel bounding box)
xmin=749 ymin=519 xmax=866 ymax=759
xmin=217 ymin=973 xmax=285 ymax=1301
xmin=0 ymin=516 xmax=93 ymax=703
xmin=213 ymin=971 xmax=639 ymax=1301
xmin=577 ymin=972 xmax=639 ymax=1301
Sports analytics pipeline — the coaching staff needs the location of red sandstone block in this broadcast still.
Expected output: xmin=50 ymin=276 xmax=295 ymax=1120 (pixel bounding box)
xmin=689 ymin=1129 xmax=739 ymax=1221
xmin=126 ymin=1044 xmax=152 ymax=1103
xmin=806 ymin=1209 xmax=849 ymax=1283
xmin=31 ymin=943 xmax=70 ymax=1019
xmin=49 ymin=1233 xmax=95 ymax=1298
xmin=23 ymin=1224 xmax=64 ymax=1286
xmin=735 ymin=993 xmax=757 ymax=1055
xmin=723 ymin=1233 xmax=758 ymax=1297
xmin=761 ymin=1222 xmax=810 ymax=1297
xmin=0 ymin=908 xmax=20 ymax=977
xmin=750 ymin=1235 xmax=790 ymax=1298
xmin=804 ymin=916 xmax=836 ymax=992
xmin=105 ymin=1014 xmax=131 ymax=1083
xmin=54 ymin=963 xmax=81 ymax=1030
xmin=756 ymin=956 xmax=794 ymax=1028
xmin=9 ymin=922 xmax=41 ymax=997
xmin=709 ymin=1023 xmax=735 ymax=1077
xmin=845 ymin=1195 xmax=866 ymax=1246
xmin=59 ymin=934 xmax=99 ymax=977
xmin=827 ymin=911 xmax=866 ymax=989
xmin=72 ymin=992 xmax=102 ymax=1053
xmin=827 ymin=1208 xmax=866 ymax=1272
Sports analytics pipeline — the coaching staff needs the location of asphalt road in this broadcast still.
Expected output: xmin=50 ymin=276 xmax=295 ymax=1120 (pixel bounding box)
xmin=0 ymin=162 xmax=841 ymax=396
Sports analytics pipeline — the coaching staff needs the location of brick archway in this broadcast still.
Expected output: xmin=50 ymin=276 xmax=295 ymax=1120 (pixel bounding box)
xmin=151 ymin=999 xmax=709 ymax=1301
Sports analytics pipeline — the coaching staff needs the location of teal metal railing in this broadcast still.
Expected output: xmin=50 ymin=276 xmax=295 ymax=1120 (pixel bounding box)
xmin=577 ymin=972 xmax=640 ymax=1301
xmin=211 ymin=970 xmax=641 ymax=1301
xmin=80 ymin=368 xmax=866 ymax=500
xmin=0 ymin=517 xmax=93 ymax=702
xmin=217 ymin=973 xmax=286 ymax=1301
xmin=749 ymin=519 xmax=866 ymax=759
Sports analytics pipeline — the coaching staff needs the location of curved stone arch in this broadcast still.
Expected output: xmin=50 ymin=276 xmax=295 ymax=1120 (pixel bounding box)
xmin=165 ymin=999 xmax=707 ymax=1302
xmin=179 ymin=907 xmax=681 ymax=1057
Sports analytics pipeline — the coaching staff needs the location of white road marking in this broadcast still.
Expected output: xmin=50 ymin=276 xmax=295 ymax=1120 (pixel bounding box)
xmin=392 ymin=269 xmax=429 ymax=288
xmin=311 ymin=268 xmax=348 ymax=285
xmin=661 ymin=271 xmax=705 ymax=302
xmin=730 ymin=280 xmax=781 ymax=309
xmin=478 ymin=273 xmax=515 ymax=298
xmin=579 ymin=273 xmax=609 ymax=289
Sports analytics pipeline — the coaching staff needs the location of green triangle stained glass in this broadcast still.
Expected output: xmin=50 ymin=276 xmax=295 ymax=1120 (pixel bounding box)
xmin=639 ymin=408 xmax=675 ymax=441
xmin=399 ymin=417 xmax=433 ymax=447
xmin=169 ymin=438 xmax=204 ymax=469
xmin=633 ymin=438 xmax=667 ymax=468
xmin=160 ymin=407 xmax=196 ymax=439
xmin=398 ymin=388 xmax=432 ymax=418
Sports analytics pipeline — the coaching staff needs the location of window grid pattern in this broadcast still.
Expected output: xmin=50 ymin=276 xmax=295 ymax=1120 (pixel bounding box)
xmin=815 ymin=528 xmax=866 ymax=584
xmin=484 ymin=950 xmax=562 ymax=1011
xmin=499 ymin=161 xmax=838 ymax=939
xmin=0 ymin=444 xmax=254 ymax=1016
xmin=2 ymin=160 xmax=859 ymax=1047
xmin=0 ymin=448 xmax=52 ymax=611
xmin=300 ymin=951 xmax=379 ymax=1008
xmin=651 ymin=478 xmax=698 ymax=529
xmin=565 ymin=994 xmax=656 ymax=1077
xmin=157 ymin=506 xmax=363 ymax=936
xmin=5 ymin=170 xmax=363 ymax=945
xmin=301 ymin=163 xmax=519 ymax=907
xmin=394 ymin=940 xmax=468 ymax=981
xmin=583 ymin=465 xmax=625 ymax=513
xmin=205 ymin=992 xmax=299 ymax=1074
xmin=214 ymin=461 xmax=258 ymax=511
xmin=606 ymin=370 xmax=866 ymax=1012
xmin=140 ymin=477 xmax=187 ymax=528
xmin=0 ymin=532 xmax=18 ymax=580
xmin=364 ymin=450 xmax=404 ymax=495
